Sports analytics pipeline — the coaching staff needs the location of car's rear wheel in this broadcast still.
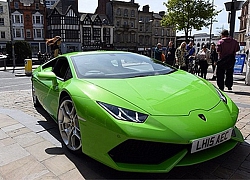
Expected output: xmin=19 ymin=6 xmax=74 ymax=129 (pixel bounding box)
xmin=58 ymin=96 xmax=82 ymax=153
xmin=32 ymin=82 xmax=41 ymax=107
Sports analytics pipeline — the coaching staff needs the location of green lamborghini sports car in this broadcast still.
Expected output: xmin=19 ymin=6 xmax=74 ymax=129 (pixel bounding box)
xmin=31 ymin=51 xmax=243 ymax=173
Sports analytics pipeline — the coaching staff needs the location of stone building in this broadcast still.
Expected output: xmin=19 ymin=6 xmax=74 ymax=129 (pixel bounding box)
xmin=138 ymin=5 xmax=153 ymax=56
xmin=151 ymin=11 xmax=176 ymax=55
xmin=105 ymin=0 xmax=139 ymax=52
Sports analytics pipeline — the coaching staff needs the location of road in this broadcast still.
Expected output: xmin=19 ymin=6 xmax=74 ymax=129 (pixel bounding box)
xmin=0 ymin=70 xmax=249 ymax=179
xmin=0 ymin=70 xmax=31 ymax=92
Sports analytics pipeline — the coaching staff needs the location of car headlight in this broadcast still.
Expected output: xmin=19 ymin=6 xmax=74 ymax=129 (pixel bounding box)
xmin=215 ymin=87 xmax=227 ymax=104
xmin=97 ymin=102 xmax=148 ymax=123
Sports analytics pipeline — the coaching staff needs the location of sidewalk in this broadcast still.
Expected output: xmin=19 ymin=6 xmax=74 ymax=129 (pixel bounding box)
xmin=0 ymin=64 xmax=40 ymax=76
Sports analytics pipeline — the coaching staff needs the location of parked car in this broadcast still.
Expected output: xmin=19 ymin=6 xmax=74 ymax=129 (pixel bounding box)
xmin=31 ymin=51 xmax=243 ymax=173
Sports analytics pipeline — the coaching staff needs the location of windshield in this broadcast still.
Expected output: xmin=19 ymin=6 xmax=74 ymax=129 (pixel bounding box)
xmin=71 ymin=52 xmax=175 ymax=78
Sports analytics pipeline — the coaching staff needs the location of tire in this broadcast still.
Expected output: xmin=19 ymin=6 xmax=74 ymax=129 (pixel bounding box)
xmin=32 ymin=82 xmax=41 ymax=107
xmin=58 ymin=96 xmax=82 ymax=153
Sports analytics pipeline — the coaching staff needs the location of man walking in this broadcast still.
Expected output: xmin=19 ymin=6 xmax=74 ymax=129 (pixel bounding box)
xmin=154 ymin=43 xmax=163 ymax=61
xmin=165 ymin=41 xmax=176 ymax=66
xmin=216 ymin=30 xmax=240 ymax=91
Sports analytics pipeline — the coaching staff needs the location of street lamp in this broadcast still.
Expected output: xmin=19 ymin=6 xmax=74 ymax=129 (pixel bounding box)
xmin=224 ymin=0 xmax=244 ymax=37
xmin=7 ymin=0 xmax=15 ymax=73
xmin=209 ymin=0 xmax=214 ymax=46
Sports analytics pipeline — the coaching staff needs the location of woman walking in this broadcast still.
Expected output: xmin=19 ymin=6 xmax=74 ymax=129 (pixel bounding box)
xmin=197 ymin=45 xmax=211 ymax=79
xmin=175 ymin=42 xmax=187 ymax=71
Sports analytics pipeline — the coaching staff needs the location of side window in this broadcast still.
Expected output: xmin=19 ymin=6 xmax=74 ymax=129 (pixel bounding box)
xmin=53 ymin=57 xmax=72 ymax=80
xmin=64 ymin=68 xmax=72 ymax=81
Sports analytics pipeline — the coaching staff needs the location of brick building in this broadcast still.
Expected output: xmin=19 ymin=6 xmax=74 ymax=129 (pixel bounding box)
xmin=9 ymin=0 xmax=47 ymax=56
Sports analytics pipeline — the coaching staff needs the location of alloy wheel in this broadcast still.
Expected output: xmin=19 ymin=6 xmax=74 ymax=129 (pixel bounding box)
xmin=58 ymin=97 xmax=81 ymax=152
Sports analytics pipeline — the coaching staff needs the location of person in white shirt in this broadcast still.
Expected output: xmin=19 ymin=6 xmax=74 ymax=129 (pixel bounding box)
xmin=197 ymin=45 xmax=211 ymax=79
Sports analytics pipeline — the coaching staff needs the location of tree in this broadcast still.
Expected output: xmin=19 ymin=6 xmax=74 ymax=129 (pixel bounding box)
xmin=6 ymin=41 xmax=32 ymax=65
xmin=161 ymin=0 xmax=221 ymax=42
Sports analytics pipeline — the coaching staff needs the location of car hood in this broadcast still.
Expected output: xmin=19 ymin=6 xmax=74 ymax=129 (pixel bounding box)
xmin=82 ymin=71 xmax=220 ymax=115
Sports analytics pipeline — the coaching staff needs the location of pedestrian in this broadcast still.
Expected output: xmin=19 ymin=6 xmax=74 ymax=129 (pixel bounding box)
xmin=37 ymin=51 xmax=42 ymax=64
xmin=154 ymin=43 xmax=163 ymax=61
xmin=175 ymin=41 xmax=187 ymax=71
xmin=196 ymin=45 xmax=211 ymax=79
xmin=165 ymin=41 xmax=176 ymax=66
xmin=46 ymin=36 xmax=62 ymax=58
xmin=209 ymin=42 xmax=218 ymax=80
xmin=186 ymin=41 xmax=196 ymax=62
xmin=216 ymin=29 xmax=240 ymax=91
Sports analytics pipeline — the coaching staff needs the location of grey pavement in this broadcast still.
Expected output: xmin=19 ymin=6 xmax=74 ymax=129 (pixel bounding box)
xmin=0 ymin=65 xmax=249 ymax=179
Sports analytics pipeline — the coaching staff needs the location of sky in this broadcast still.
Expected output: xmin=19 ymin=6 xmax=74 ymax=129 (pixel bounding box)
xmin=79 ymin=0 xmax=241 ymax=36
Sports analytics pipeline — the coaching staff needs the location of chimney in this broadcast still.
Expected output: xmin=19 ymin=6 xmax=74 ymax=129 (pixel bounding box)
xmin=142 ymin=5 xmax=150 ymax=12
xmin=95 ymin=0 xmax=110 ymax=14
xmin=159 ymin=11 xmax=165 ymax=17
xmin=131 ymin=0 xmax=135 ymax=3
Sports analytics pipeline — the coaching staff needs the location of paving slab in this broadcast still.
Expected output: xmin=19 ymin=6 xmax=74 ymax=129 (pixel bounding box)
xmin=0 ymin=143 xmax=30 ymax=166
xmin=12 ymin=131 xmax=45 ymax=148
xmin=25 ymin=140 xmax=56 ymax=162
xmin=0 ymin=155 xmax=50 ymax=180
xmin=42 ymin=155 xmax=76 ymax=176
xmin=0 ymin=114 xmax=18 ymax=128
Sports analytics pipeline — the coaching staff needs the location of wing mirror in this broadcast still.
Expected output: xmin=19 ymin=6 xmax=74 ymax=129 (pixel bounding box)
xmin=37 ymin=71 xmax=58 ymax=88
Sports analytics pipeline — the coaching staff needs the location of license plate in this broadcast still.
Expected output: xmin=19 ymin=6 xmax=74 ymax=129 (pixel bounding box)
xmin=191 ymin=128 xmax=233 ymax=154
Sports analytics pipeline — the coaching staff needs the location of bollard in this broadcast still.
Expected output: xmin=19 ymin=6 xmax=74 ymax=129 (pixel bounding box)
xmin=24 ymin=59 xmax=32 ymax=76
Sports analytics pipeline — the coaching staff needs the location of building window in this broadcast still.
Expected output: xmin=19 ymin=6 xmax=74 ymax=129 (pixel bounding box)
xmin=12 ymin=14 xmax=23 ymax=24
xmin=124 ymin=9 xmax=128 ymax=17
xmin=33 ymin=15 xmax=43 ymax=24
xmin=14 ymin=2 xmax=19 ymax=9
xmin=35 ymin=3 xmax=39 ymax=10
xmin=14 ymin=28 xmax=24 ymax=38
xmin=0 ymin=18 xmax=4 ymax=25
xmin=139 ymin=35 xmax=143 ymax=45
xmin=1 ymin=31 xmax=5 ymax=38
xmin=33 ymin=29 xmax=43 ymax=38
xmin=93 ymin=28 xmax=101 ymax=37
xmin=130 ymin=22 xmax=134 ymax=28
xmin=103 ymin=28 xmax=110 ymax=44
xmin=65 ymin=16 xmax=77 ymax=25
xmin=116 ymin=20 xmax=120 ymax=27
xmin=83 ymin=27 xmax=91 ymax=45
xmin=116 ymin=33 xmax=121 ymax=43
xmin=131 ymin=33 xmax=135 ymax=43
xmin=65 ymin=30 xmax=79 ymax=39
xmin=116 ymin=8 xmax=121 ymax=16
xmin=0 ymin=6 xmax=3 ymax=13
xmin=139 ymin=25 xmax=143 ymax=32
xmin=26 ymin=29 xmax=31 ymax=38
xmin=131 ymin=10 xmax=135 ymax=17
xmin=103 ymin=28 xmax=110 ymax=36
xmin=166 ymin=29 xmax=170 ymax=36
xmin=155 ymin=28 xmax=158 ymax=35
xmin=51 ymin=16 xmax=60 ymax=24
xmin=46 ymin=1 xmax=56 ymax=6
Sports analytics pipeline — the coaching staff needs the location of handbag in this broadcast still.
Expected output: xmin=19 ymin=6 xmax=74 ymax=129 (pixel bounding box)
xmin=217 ymin=54 xmax=235 ymax=70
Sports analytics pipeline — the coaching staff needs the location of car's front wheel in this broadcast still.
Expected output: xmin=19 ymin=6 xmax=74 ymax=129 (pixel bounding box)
xmin=58 ymin=96 xmax=82 ymax=153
